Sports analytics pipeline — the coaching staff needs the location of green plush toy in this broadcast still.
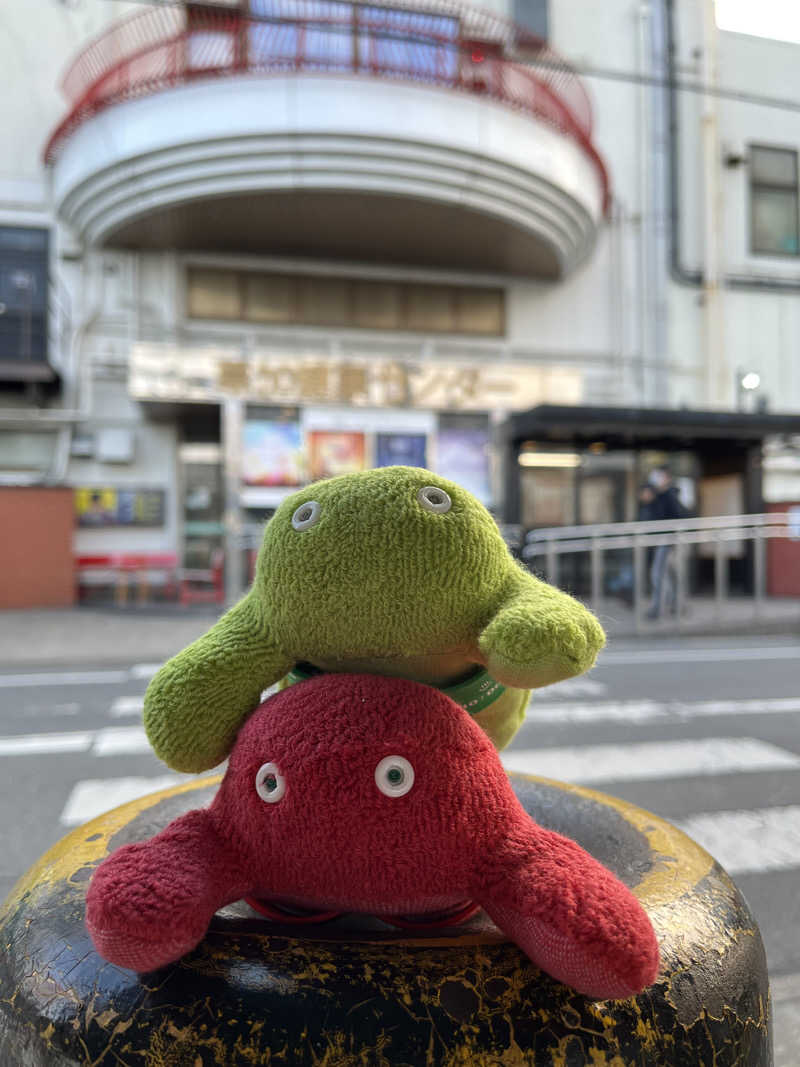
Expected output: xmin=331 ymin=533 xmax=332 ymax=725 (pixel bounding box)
xmin=144 ymin=466 xmax=605 ymax=772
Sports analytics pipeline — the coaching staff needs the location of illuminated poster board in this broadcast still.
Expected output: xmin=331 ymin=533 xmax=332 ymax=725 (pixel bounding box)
xmin=242 ymin=420 xmax=303 ymax=486
xmin=375 ymin=433 xmax=427 ymax=469
xmin=308 ymin=431 xmax=366 ymax=480
xmin=436 ymin=427 xmax=491 ymax=504
xmin=75 ymin=488 xmax=165 ymax=527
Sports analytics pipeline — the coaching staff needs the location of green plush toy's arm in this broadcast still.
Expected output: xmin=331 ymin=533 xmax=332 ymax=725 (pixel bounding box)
xmin=143 ymin=591 xmax=292 ymax=773
xmin=478 ymin=565 xmax=605 ymax=690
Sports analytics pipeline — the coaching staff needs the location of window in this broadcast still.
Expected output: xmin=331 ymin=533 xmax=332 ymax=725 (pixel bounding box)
xmin=187 ymin=267 xmax=506 ymax=336
xmin=0 ymin=227 xmax=48 ymax=363
xmin=512 ymin=0 xmax=547 ymax=39
xmin=750 ymin=146 xmax=799 ymax=256
xmin=247 ymin=0 xmax=459 ymax=81
xmin=187 ymin=269 xmax=241 ymax=319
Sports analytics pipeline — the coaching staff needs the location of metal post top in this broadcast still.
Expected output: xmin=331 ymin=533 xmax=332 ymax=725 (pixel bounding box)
xmin=0 ymin=774 xmax=772 ymax=1066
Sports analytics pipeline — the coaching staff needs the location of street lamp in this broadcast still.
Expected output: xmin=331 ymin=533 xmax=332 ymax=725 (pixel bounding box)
xmin=736 ymin=369 xmax=761 ymax=411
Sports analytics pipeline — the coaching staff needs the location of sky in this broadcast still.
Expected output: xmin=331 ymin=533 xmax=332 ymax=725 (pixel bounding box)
xmin=715 ymin=0 xmax=800 ymax=44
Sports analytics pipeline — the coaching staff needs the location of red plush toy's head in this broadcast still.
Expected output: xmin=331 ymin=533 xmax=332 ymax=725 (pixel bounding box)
xmin=217 ymin=673 xmax=503 ymax=913
xmin=87 ymin=674 xmax=659 ymax=999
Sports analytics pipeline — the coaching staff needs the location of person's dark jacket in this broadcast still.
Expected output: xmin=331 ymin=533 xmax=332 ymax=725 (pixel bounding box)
xmin=651 ymin=486 xmax=685 ymax=522
xmin=638 ymin=499 xmax=656 ymax=522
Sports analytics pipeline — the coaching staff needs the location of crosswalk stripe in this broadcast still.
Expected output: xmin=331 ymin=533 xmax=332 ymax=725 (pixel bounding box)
xmin=0 ymin=726 xmax=149 ymax=757
xmin=535 ymin=678 xmax=608 ymax=698
xmin=92 ymin=726 xmax=150 ymax=756
xmin=129 ymin=663 xmax=162 ymax=680
xmin=0 ymin=731 xmax=93 ymax=756
xmin=109 ymin=695 xmax=145 ymax=718
xmin=674 ymin=806 xmax=800 ymax=875
xmin=60 ymin=775 xmax=189 ymax=826
xmin=501 ymin=737 xmax=800 ymax=785
xmin=527 ymin=696 xmax=800 ymax=724
xmin=0 ymin=670 xmax=130 ymax=689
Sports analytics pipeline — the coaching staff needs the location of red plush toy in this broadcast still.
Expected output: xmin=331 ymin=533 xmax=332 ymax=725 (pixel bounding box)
xmin=86 ymin=674 xmax=659 ymax=999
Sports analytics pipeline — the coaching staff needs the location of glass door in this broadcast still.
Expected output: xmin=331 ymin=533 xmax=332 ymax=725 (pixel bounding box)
xmin=179 ymin=443 xmax=225 ymax=569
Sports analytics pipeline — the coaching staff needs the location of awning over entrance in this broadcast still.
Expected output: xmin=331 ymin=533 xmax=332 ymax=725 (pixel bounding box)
xmin=502 ymin=404 xmax=800 ymax=523
xmin=504 ymin=404 xmax=800 ymax=448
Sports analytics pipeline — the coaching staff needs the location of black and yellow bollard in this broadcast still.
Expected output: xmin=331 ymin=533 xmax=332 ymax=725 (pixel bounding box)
xmin=0 ymin=775 xmax=771 ymax=1065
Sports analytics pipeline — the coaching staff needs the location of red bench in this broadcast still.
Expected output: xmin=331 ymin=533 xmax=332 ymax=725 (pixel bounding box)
xmin=76 ymin=553 xmax=179 ymax=605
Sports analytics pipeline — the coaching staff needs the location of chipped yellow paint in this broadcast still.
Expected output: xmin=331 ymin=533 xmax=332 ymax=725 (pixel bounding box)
xmin=519 ymin=775 xmax=714 ymax=908
xmin=0 ymin=775 xmax=222 ymax=921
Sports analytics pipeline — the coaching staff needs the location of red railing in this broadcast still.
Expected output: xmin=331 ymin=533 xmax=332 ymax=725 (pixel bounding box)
xmin=44 ymin=1 xmax=609 ymax=211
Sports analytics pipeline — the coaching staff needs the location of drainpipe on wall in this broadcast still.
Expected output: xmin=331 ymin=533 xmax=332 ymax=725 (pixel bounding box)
xmin=637 ymin=0 xmax=654 ymax=405
xmin=700 ymin=0 xmax=725 ymax=407
xmin=636 ymin=0 xmax=672 ymax=406
xmin=664 ymin=0 xmax=703 ymax=288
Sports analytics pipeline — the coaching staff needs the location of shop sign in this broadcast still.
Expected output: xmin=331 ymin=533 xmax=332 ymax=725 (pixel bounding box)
xmin=130 ymin=343 xmax=582 ymax=411
xmin=75 ymin=487 xmax=165 ymax=527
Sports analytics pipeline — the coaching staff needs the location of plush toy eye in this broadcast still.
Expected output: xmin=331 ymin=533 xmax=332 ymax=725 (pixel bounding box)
xmin=291 ymin=500 xmax=321 ymax=531
xmin=417 ymin=486 xmax=451 ymax=514
xmin=375 ymin=756 xmax=415 ymax=797
xmin=255 ymin=762 xmax=286 ymax=803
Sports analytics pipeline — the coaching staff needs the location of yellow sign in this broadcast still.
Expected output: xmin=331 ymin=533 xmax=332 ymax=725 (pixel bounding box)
xmin=130 ymin=343 xmax=583 ymax=411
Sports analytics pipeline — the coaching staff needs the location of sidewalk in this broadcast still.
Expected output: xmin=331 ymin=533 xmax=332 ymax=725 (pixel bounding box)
xmin=0 ymin=596 xmax=797 ymax=667
xmin=597 ymin=594 xmax=800 ymax=639
xmin=0 ymin=606 xmax=221 ymax=667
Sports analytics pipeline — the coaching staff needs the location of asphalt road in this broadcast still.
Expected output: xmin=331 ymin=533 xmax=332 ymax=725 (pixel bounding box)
xmin=0 ymin=633 xmax=798 ymax=1061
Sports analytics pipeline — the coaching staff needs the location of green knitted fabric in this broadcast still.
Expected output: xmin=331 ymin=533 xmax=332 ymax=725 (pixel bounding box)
xmin=144 ymin=467 xmax=605 ymax=772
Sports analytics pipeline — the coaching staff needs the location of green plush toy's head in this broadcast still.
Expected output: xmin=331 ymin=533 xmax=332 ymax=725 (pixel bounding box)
xmin=257 ymin=466 xmax=510 ymax=661
xmin=144 ymin=465 xmax=605 ymax=772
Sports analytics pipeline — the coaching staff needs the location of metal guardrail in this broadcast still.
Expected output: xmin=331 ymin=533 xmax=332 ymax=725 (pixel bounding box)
xmin=521 ymin=512 xmax=797 ymax=630
xmin=42 ymin=0 xmax=608 ymax=209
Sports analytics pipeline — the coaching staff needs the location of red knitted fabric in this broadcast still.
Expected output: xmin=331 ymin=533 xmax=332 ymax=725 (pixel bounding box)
xmin=86 ymin=674 xmax=659 ymax=997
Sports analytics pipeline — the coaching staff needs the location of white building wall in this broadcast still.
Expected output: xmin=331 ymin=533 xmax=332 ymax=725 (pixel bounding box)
xmin=668 ymin=0 xmax=800 ymax=412
xmin=0 ymin=2 xmax=140 ymax=225
xmin=1 ymin=0 xmax=800 ymax=517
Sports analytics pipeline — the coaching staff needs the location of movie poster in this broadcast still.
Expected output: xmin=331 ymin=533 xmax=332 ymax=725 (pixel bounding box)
xmin=375 ymin=433 xmax=427 ymax=469
xmin=436 ymin=427 xmax=491 ymax=504
xmin=308 ymin=431 xmax=366 ymax=480
xmin=242 ymin=420 xmax=304 ymax=486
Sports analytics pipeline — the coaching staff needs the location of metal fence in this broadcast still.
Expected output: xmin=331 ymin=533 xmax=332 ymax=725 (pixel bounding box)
xmin=521 ymin=512 xmax=799 ymax=631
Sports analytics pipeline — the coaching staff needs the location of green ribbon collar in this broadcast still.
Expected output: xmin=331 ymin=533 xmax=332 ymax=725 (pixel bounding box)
xmin=285 ymin=664 xmax=506 ymax=718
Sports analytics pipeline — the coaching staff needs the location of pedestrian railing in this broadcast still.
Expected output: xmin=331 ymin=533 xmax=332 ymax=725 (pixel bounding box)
xmin=521 ymin=512 xmax=798 ymax=631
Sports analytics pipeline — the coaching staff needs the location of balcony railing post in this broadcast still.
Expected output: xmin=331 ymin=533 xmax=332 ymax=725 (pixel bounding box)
xmin=351 ymin=4 xmax=359 ymax=73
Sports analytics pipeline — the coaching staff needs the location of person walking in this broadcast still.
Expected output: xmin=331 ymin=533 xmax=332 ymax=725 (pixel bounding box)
xmin=646 ymin=467 xmax=684 ymax=619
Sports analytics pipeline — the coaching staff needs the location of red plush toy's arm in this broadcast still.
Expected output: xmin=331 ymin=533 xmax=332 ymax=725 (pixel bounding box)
xmin=86 ymin=808 xmax=250 ymax=972
xmin=471 ymin=821 xmax=659 ymax=1000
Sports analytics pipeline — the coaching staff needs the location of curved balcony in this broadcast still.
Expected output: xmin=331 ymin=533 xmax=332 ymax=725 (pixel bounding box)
xmin=45 ymin=1 xmax=610 ymax=279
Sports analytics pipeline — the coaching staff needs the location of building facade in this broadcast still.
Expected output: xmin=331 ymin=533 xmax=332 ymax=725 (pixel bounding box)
xmin=2 ymin=0 xmax=800 ymax=597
